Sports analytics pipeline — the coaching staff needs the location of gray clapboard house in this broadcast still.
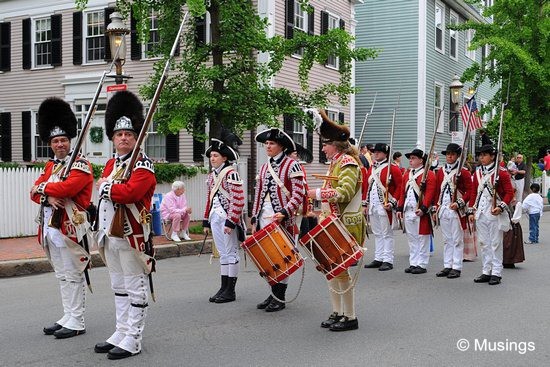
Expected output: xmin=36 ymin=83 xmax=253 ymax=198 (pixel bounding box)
xmin=354 ymin=0 xmax=497 ymax=161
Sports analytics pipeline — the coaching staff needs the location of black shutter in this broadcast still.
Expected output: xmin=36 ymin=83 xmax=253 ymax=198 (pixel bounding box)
xmin=285 ymin=0 xmax=294 ymax=39
xmin=192 ymin=119 xmax=205 ymax=162
xmin=339 ymin=112 xmax=345 ymax=124
xmin=22 ymin=111 xmax=32 ymax=161
xmin=308 ymin=7 xmax=315 ymax=36
xmin=319 ymin=136 xmax=327 ymax=164
xmin=165 ymin=133 xmax=179 ymax=162
xmin=283 ymin=114 xmax=293 ymax=136
xmin=130 ymin=11 xmax=141 ymax=60
xmin=0 ymin=113 xmax=12 ymax=162
xmin=22 ymin=18 xmax=31 ymax=69
xmin=306 ymin=127 xmax=313 ymax=161
xmin=0 ymin=22 xmax=11 ymax=71
xmin=320 ymin=11 xmax=328 ymax=35
xmin=104 ymin=8 xmax=115 ymax=61
xmin=194 ymin=16 xmax=207 ymax=48
xmin=340 ymin=19 xmax=345 ymax=31
xmin=73 ymin=12 xmax=82 ymax=65
xmin=51 ymin=14 xmax=62 ymax=66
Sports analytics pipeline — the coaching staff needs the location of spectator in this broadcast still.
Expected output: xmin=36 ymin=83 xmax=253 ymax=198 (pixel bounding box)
xmin=359 ymin=144 xmax=372 ymax=169
xmin=522 ymin=183 xmax=543 ymax=244
xmin=479 ymin=129 xmax=492 ymax=146
xmin=512 ymin=154 xmax=526 ymax=202
xmin=544 ymin=150 xmax=550 ymax=171
xmin=537 ymin=158 xmax=545 ymax=171
xmin=160 ymin=181 xmax=192 ymax=242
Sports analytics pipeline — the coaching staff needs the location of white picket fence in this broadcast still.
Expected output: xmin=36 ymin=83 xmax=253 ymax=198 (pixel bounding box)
xmin=0 ymin=167 xmax=212 ymax=238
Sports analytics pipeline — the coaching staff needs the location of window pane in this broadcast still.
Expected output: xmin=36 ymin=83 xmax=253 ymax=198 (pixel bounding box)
xmin=86 ymin=11 xmax=105 ymax=62
xmin=35 ymin=18 xmax=52 ymax=66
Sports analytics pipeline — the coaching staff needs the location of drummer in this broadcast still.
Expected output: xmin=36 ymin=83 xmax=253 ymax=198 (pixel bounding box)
xmin=307 ymin=110 xmax=365 ymax=332
xmin=251 ymin=128 xmax=306 ymax=312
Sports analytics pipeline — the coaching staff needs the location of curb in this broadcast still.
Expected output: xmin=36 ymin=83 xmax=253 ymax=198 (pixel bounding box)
xmin=0 ymin=239 xmax=215 ymax=278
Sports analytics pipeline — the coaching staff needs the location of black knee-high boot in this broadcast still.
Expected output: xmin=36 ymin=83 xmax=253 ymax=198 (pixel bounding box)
xmin=209 ymin=275 xmax=228 ymax=302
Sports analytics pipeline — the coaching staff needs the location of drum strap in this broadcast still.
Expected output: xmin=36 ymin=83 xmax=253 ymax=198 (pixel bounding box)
xmin=267 ymin=162 xmax=291 ymax=200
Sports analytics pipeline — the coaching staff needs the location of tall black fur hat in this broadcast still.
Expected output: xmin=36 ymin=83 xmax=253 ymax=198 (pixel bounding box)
xmin=105 ymin=91 xmax=144 ymax=140
xmin=37 ymin=97 xmax=77 ymax=143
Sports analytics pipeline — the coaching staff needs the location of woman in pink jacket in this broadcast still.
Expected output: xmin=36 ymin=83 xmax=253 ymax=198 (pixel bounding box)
xmin=160 ymin=181 xmax=192 ymax=241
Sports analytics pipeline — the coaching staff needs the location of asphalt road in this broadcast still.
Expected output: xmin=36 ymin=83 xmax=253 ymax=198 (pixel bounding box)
xmin=0 ymin=215 xmax=548 ymax=366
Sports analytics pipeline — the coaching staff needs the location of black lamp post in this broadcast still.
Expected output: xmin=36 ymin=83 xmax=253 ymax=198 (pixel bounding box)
xmin=449 ymin=74 xmax=463 ymax=132
xmin=106 ymin=12 xmax=130 ymax=84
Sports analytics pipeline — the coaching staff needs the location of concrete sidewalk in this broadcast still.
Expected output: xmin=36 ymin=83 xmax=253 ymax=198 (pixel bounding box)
xmin=0 ymin=233 xmax=214 ymax=277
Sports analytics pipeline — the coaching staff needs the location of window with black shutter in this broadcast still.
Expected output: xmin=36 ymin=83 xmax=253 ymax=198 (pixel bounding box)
xmin=104 ymin=7 xmax=115 ymax=61
xmin=22 ymin=18 xmax=31 ymax=69
xmin=0 ymin=113 xmax=12 ymax=162
xmin=73 ymin=12 xmax=82 ymax=65
xmin=285 ymin=0 xmax=294 ymax=39
xmin=0 ymin=22 xmax=11 ymax=72
xmin=165 ymin=133 xmax=179 ymax=162
xmin=22 ymin=111 xmax=32 ymax=161
xmin=319 ymin=136 xmax=327 ymax=164
xmin=192 ymin=120 xmax=206 ymax=163
xmin=339 ymin=112 xmax=345 ymax=124
xmin=51 ymin=14 xmax=62 ymax=66
xmin=130 ymin=11 xmax=142 ymax=60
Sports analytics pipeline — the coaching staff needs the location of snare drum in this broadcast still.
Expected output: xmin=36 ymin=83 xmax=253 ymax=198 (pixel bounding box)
xmin=299 ymin=214 xmax=363 ymax=280
xmin=241 ymin=221 xmax=304 ymax=286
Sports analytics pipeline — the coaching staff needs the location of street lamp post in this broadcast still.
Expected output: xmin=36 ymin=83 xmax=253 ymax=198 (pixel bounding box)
xmin=449 ymin=74 xmax=463 ymax=132
xmin=105 ymin=12 xmax=130 ymax=85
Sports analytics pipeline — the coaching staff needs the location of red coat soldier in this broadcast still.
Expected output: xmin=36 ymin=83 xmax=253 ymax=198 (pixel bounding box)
xmin=31 ymin=97 xmax=93 ymax=339
xmin=396 ymin=148 xmax=437 ymax=274
xmin=93 ymin=91 xmax=156 ymax=360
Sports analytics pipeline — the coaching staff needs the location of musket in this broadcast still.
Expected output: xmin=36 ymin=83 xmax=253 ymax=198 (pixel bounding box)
xmin=110 ymin=12 xmax=189 ymax=301
xmin=357 ymin=92 xmax=377 ymax=147
xmin=384 ymin=91 xmax=400 ymax=205
xmin=198 ymin=232 xmax=208 ymax=257
xmin=417 ymin=108 xmax=443 ymax=210
xmin=492 ymin=74 xmax=511 ymax=210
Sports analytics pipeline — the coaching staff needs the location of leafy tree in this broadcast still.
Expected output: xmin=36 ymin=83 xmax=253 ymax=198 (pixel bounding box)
xmin=451 ymin=0 xmax=549 ymax=160
xmin=77 ymin=0 xmax=377 ymax=140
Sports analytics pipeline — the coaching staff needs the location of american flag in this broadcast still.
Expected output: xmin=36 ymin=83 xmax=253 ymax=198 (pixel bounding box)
xmin=461 ymin=96 xmax=483 ymax=131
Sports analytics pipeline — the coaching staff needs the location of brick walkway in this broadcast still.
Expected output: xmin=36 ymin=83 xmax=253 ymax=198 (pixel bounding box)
xmin=0 ymin=233 xmax=206 ymax=262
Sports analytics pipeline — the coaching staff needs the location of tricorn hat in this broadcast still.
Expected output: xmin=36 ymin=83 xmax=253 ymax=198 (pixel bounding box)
xmin=255 ymin=128 xmax=295 ymax=152
xmin=319 ymin=109 xmax=350 ymax=143
xmin=205 ymin=138 xmax=240 ymax=162
xmin=405 ymin=148 xmax=427 ymax=162
xmin=441 ymin=143 xmax=462 ymax=156
xmin=476 ymin=144 xmax=496 ymax=156
xmin=37 ymin=98 xmax=77 ymax=143
xmin=286 ymin=142 xmax=313 ymax=163
xmin=372 ymin=143 xmax=390 ymax=155
xmin=105 ymin=91 xmax=144 ymax=140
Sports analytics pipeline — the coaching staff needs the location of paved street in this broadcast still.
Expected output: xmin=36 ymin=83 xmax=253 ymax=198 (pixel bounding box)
xmin=0 ymin=215 xmax=548 ymax=366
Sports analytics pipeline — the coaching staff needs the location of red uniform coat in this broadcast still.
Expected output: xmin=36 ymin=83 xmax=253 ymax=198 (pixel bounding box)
xmin=364 ymin=161 xmax=403 ymax=225
xmin=433 ymin=166 xmax=473 ymax=229
xmin=203 ymin=164 xmax=245 ymax=229
xmin=397 ymin=168 xmax=437 ymax=235
xmin=99 ymin=156 xmax=156 ymax=252
xmin=32 ymin=157 xmax=93 ymax=244
xmin=469 ymin=165 xmax=514 ymax=208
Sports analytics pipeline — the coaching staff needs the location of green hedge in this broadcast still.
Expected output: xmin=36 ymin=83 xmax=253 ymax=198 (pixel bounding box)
xmin=1 ymin=161 xmax=206 ymax=183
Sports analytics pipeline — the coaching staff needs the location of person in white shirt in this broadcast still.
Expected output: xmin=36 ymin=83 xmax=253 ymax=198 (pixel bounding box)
xmin=522 ymin=183 xmax=544 ymax=244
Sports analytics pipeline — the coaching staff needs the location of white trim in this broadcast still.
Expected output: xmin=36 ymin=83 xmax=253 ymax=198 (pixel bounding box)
xmin=434 ymin=1 xmax=445 ymax=54
xmin=449 ymin=9 xmax=459 ymax=61
xmin=417 ymin=0 xmax=427 ymax=148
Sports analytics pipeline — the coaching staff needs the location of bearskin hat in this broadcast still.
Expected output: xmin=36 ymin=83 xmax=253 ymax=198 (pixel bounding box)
xmin=105 ymin=91 xmax=144 ymax=140
xmin=37 ymin=98 xmax=77 ymax=143
xmin=319 ymin=109 xmax=350 ymax=143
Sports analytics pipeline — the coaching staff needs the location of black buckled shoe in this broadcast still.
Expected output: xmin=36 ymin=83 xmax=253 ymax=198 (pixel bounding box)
xmin=329 ymin=316 xmax=359 ymax=331
xmin=265 ymin=299 xmax=285 ymax=312
xmin=257 ymin=295 xmax=273 ymax=309
xmin=447 ymin=269 xmax=461 ymax=279
xmin=488 ymin=275 xmax=501 ymax=285
xmin=436 ymin=268 xmax=452 ymax=277
xmin=53 ymin=327 xmax=86 ymax=339
xmin=321 ymin=313 xmax=341 ymax=328
xmin=364 ymin=260 xmax=383 ymax=269
xmin=94 ymin=342 xmax=115 ymax=353
xmin=378 ymin=262 xmax=393 ymax=271
xmin=107 ymin=346 xmax=140 ymax=360
xmin=474 ymin=274 xmax=491 ymax=283
xmin=404 ymin=266 xmax=417 ymax=273
xmin=43 ymin=323 xmax=62 ymax=335
xmin=411 ymin=267 xmax=427 ymax=274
